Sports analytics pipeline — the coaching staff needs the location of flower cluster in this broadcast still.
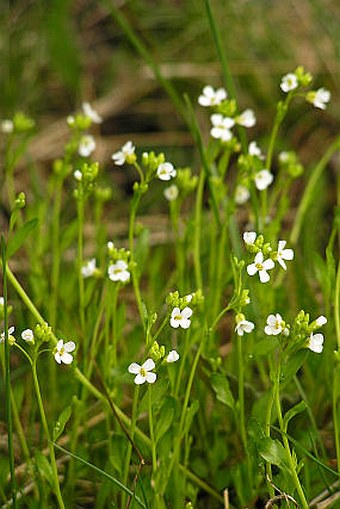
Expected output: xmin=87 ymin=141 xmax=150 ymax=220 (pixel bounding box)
xmin=73 ymin=162 xmax=99 ymax=200
xmin=243 ymin=232 xmax=294 ymax=283
xmin=128 ymin=341 xmax=180 ymax=385
xmin=280 ymin=66 xmax=331 ymax=110
xmin=107 ymin=242 xmax=131 ymax=283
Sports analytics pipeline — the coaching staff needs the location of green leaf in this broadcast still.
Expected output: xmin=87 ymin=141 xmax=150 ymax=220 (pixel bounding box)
xmin=139 ymin=378 xmax=169 ymax=413
xmin=182 ymin=399 xmax=199 ymax=436
xmin=258 ymin=437 xmax=290 ymax=471
xmin=7 ymin=218 xmax=38 ymax=257
xmin=281 ymin=350 xmax=308 ymax=385
xmin=252 ymin=337 xmax=279 ymax=357
xmin=283 ymin=401 xmax=307 ymax=432
xmin=334 ymin=364 xmax=340 ymax=403
xmin=155 ymin=396 xmax=175 ymax=444
xmin=35 ymin=451 xmax=54 ymax=487
xmin=53 ymin=405 xmax=72 ymax=441
xmin=210 ymin=372 xmax=235 ymax=411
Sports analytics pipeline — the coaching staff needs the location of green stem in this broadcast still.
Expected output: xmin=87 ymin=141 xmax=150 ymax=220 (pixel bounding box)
xmin=32 ymin=359 xmax=65 ymax=509
xmin=1 ymin=238 xmax=17 ymax=508
xmin=193 ymin=170 xmax=204 ymax=290
xmin=77 ymin=197 xmax=86 ymax=337
xmin=148 ymin=385 xmax=157 ymax=472
xmin=236 ymin=335 xmax=247 ymax=453
xmin=49 ymin=175 xmax=64 ymax=328
xmin=122 ymin=385 xmax=140 ymax=508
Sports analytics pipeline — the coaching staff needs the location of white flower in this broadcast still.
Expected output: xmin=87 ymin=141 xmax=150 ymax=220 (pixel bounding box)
xmin=276 ymin=240 xmax=294 ymax=270
xmin=248 ymin=140 xmax=264 ymax=158
xmin=1 ymin=119 xmax=14 ymax=133
xmin=111 ymin=141 xmax=135 ymax=166
xmin=210 ymin=114 xmax=235 ymax=142
xmin=78 ymin=135 xmax=96 ymax=157
xmin=307 ymin=88 xmax=331 ymax=110
xmin=198 ymin=85 xmax=227 ymax=107
xmin=166 ymin=350 xmax=180 ymax=363
xmin=0 ymin=297 xmax=4 ymax=306
xmin=157 ymin=162 xmax=176 ymax=181
xmin=74 ymin=170 xmax=83 ymax=181
xmin=315 ymin=315 xmax=327 ymax=327
xmin=128 ymin=358 xmax=157 ymax=384
xmin=107 ymin=241 xmax=114 ymax=250
xmin=247 ymin=252 xmax=275 ymax=283
xmin=54 ymin=339 xmax=76 ymax=365
xmin=254 ymin=169 xmax=274 ymax=191
xmin=170 ymin=306 xmax=193 ymax=329
xmin=21 ymin=329 xmax=34 ymax=343
xmin=264 ymin=314 xmax=285 ymax=335
xmin=280 ymin=73 xmax=298 ymax=93
xmin=235 ymin=185 xmax=250 ymax=205
xmin=307 ymin=332 xmax=324 ymax=353
xmin=236 ymin=109 xmax=256 ymax=127
xmin=243 ymin=231 xmax=257 ymax=245
xmin=279 ymin=151 xmax=290 ymax=163
xmin=235 ymin=319 xmax=255 ymax=336
xmin=183 ymin=293 xmax=193 ymax=303
xmin=0 ymin=326 xmax=15 ymax=344
xmin=82 ymin=102 xmax=103 ymax=124
xmin=81 ymin=258 xmax=97 ymax=278
xmin=108 ymin=260 xmax=130 ymax=283
xmin=164 ymin=184 xmax=179 ymax=201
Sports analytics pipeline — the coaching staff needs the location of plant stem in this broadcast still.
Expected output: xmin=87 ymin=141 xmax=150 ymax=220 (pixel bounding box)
xmin=193 ymin=170 xmax=204 ymax=290
xmin=148 ymin=385 xmax=157 ymax=472
xmin=77 ymin=197 xmax=86 ymax=337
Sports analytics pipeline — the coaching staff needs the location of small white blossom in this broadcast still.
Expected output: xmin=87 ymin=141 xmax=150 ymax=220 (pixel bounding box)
xmin=21 ymin=329 xmax=34 ymax=343
xmin=128 ymin=358 xmax=157 ymax=384
xmin=78 ymin=135 xmax=96 ymax=157
xmin=276 ymin=240 xmax=294 ymax=270
xmin=81 ymin=258 xmax=97 ymax=278
xmin=280 ymin=73 xmax=299 ymax=93
xmin=198 ymin=85 xmax=227 ymax=107
xmin=74 ymin=170 xmax=83 ymax=181
xmin=0 ymin=326 xmax=15 ymax=344
xmin=170 ymin=306 xmax=193 ymax=329
xmin=279 ymin=151 xmax=290 ymax=163
xmin=82 ymin=102 xmax=103 ymax=124
xmin=248 ymin=141 xmax=264 ymax=159
xmin=243 ymin=231 xmax=257 ymax=245
xmin=247 ymin=252 xmax=275 ymax=283
xmin=112 ymin=141 xmax=135 ymax=166
xmin=164 ymin=184 xmax=179 ymax=201
xmin=1 ymin=119 xmax=14 ymax=133
xmin=235 ymin=319 xmax=255 ymax=336
xmin=166 ymin=350 xmax=180 ymax=363
xmin=307 ymin=332 xmax=324 ymax=353
xmin=315 ymin=315 xmax=327 ymax=327
xmin=0 ymin=297 xmax=4 ymax=306
xmin=54 ymin=339 xmax=76 ymax=365
xmin=235 ymin=185 xmax=250 ymax=205
xmin=157 ymin=162 xmax=176 ymax=181
xmin=183 ymin=293 xmax=193 ymax=303
xmin=254 ymin=169 xmax=274 ymax=191
xmin=108 ymin=260 xmax=130 ymax=283
xmin=210 ymin=114 xmax=235 ymax=142
xmin=67 ymin=115 xmax=75 ymax=127
xmin=107 ymin=241 xmax=114 ymax=250
xmin=264 ymin=314 xmax=285 ymax=335
xmin=307 ymin=88 xmax=331 ymax=110
xmin=236 ymin=109 xmax=256 ymax=128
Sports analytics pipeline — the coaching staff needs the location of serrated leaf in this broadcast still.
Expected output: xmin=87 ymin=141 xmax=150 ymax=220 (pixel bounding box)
xmin=210 ymin=372 xmax=235 ymax=410
xmin=283 ymin=401 xmax=307 ymax=432
xmin=258 ymin=437 xmax=290 ymax=471
xmin=155 ymin=396 xmax=175 ymax=444
xmin=53 ymin=405 xmax=72 ymax=441
xmin=7 ymin=218 xmax=38 ymax=257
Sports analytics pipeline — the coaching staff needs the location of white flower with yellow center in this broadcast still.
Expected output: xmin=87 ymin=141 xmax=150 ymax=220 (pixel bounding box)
xmin=307 ymin=88 xmax=331 ymax=110
xmin=78 ymin=135 xmax=96 ymax=157
xmin=54 ymin=339 xmax=76 ymax=365
xmin=81 ymin=258 xmax=97 ymax=278
xmin=166 ymin=350 xmax=180 ymax=363
xmin=112 ymin=141 xmax=136 ymax=166
xmin=0 ymin=326 xmax=15 ymax=345
xmin=276 ymin=240 xmax=294 ymax=270
xmin=254 ymin=169 xmax=274 ymax=191
xmin=235 ymin=317 xmax=255 ymax=336
xmin=128 ymin=359 xmax=157 ymax=384
xmin=157 ymin=162 xmax=176 ymax=181
xmin=264 ymin=314 xmax=285 ymax=335
xmin=198 ymin=85 xmax=227 ymax=107
xmin=280 ymin=73 xmax=298 ymax=93
xmin=235 ymin=109 xmax=256 ymax=127
xmin=170 ymin=306 xmax=193 ymax=329
xmin=21 ymin=329 xmax=34 ymax=343
xmin=108 ymin=260 xmax=130 ymax=283
xmin=210 ymin=114 xmax=235 ymax=142
xmin=307 ymin=332 xmax=324 ymax=353
xmin=247 ymin=252 xmax=275 ymax=283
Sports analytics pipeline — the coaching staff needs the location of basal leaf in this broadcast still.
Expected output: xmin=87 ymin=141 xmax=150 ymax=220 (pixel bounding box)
xmin=210 ymin=372 xmax=235 ymax=411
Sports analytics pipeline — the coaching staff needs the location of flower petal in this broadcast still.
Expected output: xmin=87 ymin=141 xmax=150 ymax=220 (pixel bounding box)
xmin=128 ymin=362 xmax=141 ymax=374
xmin=142 ymin=358 xmax=155 ymax=372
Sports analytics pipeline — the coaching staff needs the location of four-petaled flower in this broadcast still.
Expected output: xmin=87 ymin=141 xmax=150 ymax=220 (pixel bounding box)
xmin=164 ymin=184 xmax=179 ymax=201
xmin=21 ymin=328 xmax=34 ymax=343
xmin=78 ymin=135 xmax=96 ymax=157
xmin=210 ymin=114 xmax=235 ymax=141
xmin=307 ymin=332 xmax=324 ymax=353
xmin=82 ymin=102 xmax=103 ymax=124
xmin=235 ymin=109 xmax=256 ymax=128
xmin=198 ymin=85 xmax=227 ymax=107
xmin=128 ymin=359 xmax=157 ymax=384
xmin=307 ymin=88 xmax=331 ymax=110
xmin=276 ymin=240 xmax=294 ymax=270
xmin=157 ymin=162 xmax=176 ymax=181
xmin=81 ymin=258 xmax=97 ymax=278
xmin=248 ymin=140 xmax=264 ymax=159
xmin=243 ymin=231 xmax=257 ymax=245
xmin=108 ymin=260 xmax=130 ymax=283
xmin=235 ymin=318 xmax=255 ymax=336
xmin=166 ymin=350 xmax=180 ymax=363
xmin=54 ymin=339 xmax=76 ymax=365
xmin=170 ymin=307 xmax=193 ymax=329
xmin=315 ymin=315 xmax=327 ymax=327
xmin=0 ymin=326 xmax=15 ymax=344
xmin=264 ymin=313 xmax=285 ymax=335
xmin=247 ymin=252 xmax=275 ymax=283
xmin=112 ymin=141 xmax=136 ymax=166
xmin=280 ymin=73 xmax=298 ymax=93
xmin=254 ymin=169 xmax=274 ymax=191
